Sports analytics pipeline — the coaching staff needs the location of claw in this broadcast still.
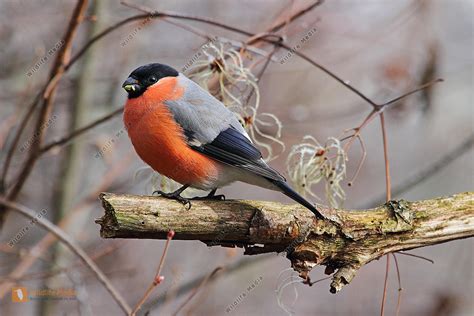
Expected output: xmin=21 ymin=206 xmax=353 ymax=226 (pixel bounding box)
xmin=152 ymin=185 xmax=192 ymax=209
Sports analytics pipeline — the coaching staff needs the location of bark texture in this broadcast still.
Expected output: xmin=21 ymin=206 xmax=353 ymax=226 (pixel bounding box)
xmin=97 ymin=191 xmax=473 ymax=292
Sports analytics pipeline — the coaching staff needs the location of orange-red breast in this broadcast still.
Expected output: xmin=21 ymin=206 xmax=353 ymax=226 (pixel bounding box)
xmin=122 ymin=63 xmax=323 ymax=219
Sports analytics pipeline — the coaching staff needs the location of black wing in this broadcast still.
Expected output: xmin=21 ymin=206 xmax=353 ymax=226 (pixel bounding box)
xmin=189 ymin=126 xmax=324 ymax=219
xmin=189 ymin=127 xmax=285 ymax=182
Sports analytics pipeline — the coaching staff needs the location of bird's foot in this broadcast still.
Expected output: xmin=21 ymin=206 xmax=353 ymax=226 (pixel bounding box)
xmin=191 ymin=189 xmax=225 ymax=201
xmin=191 ymin=194 xmax=226 ymax=201
xmin=153 ymin=190 xmax=192 ymax=209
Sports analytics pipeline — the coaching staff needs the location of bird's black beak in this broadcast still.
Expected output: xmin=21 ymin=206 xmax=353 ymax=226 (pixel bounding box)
xmin=122 ymin=77 xmax=140 ymax=93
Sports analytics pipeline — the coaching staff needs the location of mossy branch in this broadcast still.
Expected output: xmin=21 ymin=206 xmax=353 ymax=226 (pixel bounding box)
xmin=97 ymin=192 xmax=473 ymax=293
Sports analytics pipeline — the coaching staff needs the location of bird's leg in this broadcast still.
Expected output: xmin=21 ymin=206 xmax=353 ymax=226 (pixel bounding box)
xmin=207 ymin=188 xmax=226 ymax=200
xmin=191 ymin=188 xmax=226 ymax=201
xmin=153 ymin=184 xmax=191 ymax=208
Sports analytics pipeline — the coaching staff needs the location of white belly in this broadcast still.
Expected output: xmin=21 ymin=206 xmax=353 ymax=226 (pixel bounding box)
xmin=190 ymin=162 xmax=279 ymax=191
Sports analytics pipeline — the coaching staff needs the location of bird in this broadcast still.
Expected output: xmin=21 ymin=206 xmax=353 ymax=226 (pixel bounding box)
xmin=122 ymin=63 xmax=324 ymax=219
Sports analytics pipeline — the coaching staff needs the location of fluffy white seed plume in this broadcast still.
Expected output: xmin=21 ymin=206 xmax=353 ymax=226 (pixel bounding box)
xmin=287 ymin=136 xmax=347 ymax=208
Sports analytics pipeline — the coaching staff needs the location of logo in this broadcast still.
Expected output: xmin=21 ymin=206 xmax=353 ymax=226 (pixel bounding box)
xmin=11 ymin=286 xmax=77 ymax=302
xmin=12 ymin=287 xmax=29 ymax=303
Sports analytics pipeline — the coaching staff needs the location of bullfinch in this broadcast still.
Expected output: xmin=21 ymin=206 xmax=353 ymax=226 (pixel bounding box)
xmin=122 ymin=63 xmax=324 ymax=219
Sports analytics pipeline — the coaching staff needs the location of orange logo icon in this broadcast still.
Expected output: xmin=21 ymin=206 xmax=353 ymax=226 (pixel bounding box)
xmin=12 ymin=287 xmax=29 ymax=303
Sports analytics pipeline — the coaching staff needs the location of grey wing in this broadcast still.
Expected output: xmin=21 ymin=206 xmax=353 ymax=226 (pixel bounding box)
xmin=164 ymin=74 xmax=285 ymax=182
xmin=164 ymin=74 xmax=246 ymax=145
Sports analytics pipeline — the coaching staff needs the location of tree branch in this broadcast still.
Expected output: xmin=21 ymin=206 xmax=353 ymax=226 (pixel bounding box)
xmin=97 ymin=192 xmax=474 ymax=293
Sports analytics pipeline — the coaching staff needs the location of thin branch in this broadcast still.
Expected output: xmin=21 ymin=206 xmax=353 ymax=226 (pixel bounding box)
xmin=40 ymin=107 xmax=123 ymax=154
xmin=67 ymin=11 xmax=255 ymax=69
xmin=0 ymin=197 xmax=131 ymax=314
xmin=343 ymin=109 xmax=378 ymax=151
xmin=347 ymin=135 xmax=367 ymax=187
xmin=380 ymin=113 xmax=392 ymax=201
xmin=245 ymin=46 xmax=279 ymax=106
xmin=121 ymin=2 xmax=276 ymax=60
xmin=380 ymin=254 xmax=390 ymax=316
xmin=131 ymin=230 xmax=175 ymax=316
xmin=379 ymin=111 xmax=394 ymax=316
xmin=397 ymin=252 xmax=434 ymax=264
xmin=286 ymin=48 xmax=379 ymax=107
xmin=266 ymin=0 xmax=324 ymax=34
xmin=392 ymin=253 xmax=403 ymax=316
xmin=378 ymin=78 xmax=444 ymax=108
xmin=342 ymin=79 xmax=443 ymax=156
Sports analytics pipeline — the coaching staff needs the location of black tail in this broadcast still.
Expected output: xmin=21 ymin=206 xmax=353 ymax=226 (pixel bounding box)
xmin=270 ymin=180 xmax=324 ymax=219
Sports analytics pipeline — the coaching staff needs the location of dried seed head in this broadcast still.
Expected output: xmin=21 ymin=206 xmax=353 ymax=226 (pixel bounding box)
xmin=287 ymin=136 xmax=347 ymax=208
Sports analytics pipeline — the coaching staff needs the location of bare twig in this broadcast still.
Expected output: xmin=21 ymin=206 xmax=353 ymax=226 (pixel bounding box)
xmin=0 ymin=197 xmax=132 ymax=314
xmin=379 ymin=110 xmax=393 ymax=316
xmin=245 ymin=46 xmax=279 ymax=106
xmin=40 ymin=107 xmax=124 ymax=154
xmin=347 ymin=135 xmax=367 ymax=186
xmin=131 ymin=230 xmax=175 ymax=316
xmin=392 ymin=253 xmax=403 ymax=316
xmin=378 ymin=78 xmax=444 ymax=108
xmin=397 ymin=252 xmax=434 ymax=264
xmin=380 ymin=254 xmax=390 ymax=316
xmin=266 ymin=0 xmax=324 ymax=34
xmin=343 ymin=79 xmax=442 ymax=152
xmin=379 ymin=113 xmax=392 ymax=201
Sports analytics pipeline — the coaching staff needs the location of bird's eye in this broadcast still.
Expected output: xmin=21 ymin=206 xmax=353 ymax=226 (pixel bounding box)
xmin=149 ymin=76 xmax=157 ymax=83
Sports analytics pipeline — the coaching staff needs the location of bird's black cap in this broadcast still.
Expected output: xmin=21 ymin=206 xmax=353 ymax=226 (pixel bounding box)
xmin=123 ymin=63 xmax=179 ymax=98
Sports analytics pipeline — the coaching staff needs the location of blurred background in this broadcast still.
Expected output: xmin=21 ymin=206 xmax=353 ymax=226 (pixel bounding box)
xmin=0 ymin=0 xmax=472 ymax=315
